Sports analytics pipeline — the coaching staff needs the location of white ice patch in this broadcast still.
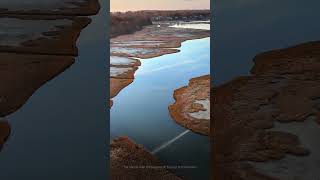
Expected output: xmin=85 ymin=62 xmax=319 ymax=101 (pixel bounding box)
xmin=189 ymin=99 xmax=210 ymax=120
xmin=170 ymin=22 xmax=210 ymax=30
xmin=111 ymin=47 xmax=157 ymax=56
xmin=110 ymin=67 xmax=132 ymax=77
xmin=112 ymin=40 xmax=165 ymax=46
xmin=110 ymin=56 xmax=138 ymax=66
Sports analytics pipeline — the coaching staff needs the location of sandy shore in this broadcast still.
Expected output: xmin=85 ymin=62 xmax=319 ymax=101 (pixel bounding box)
xmin=212 ymin=41 xmax=320 ymax=180
xmin=169 ymin=75 xmax=210 ymax=136
xmin=110 ymin=137 xmax=183 ymax=180
xmin=110 ymin=22 xmax=210 ymax=107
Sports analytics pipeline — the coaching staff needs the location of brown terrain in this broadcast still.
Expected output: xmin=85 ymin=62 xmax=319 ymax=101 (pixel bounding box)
xmin=111 ymin=137 xmax=183 ymax=180
xmin=0 ymin=54 xmax=74 ymax=117
xmin=169 ymin=75 xmax=210 ymax=136
xmin=0 ymin=0 xmax=99 ymax=151
xmin=110 ymin=20 xmax=210 ymax=107
xmin=110 ymin=13 xmax=152 ymax=38
xmin=212 ymin=41 xmax=320 ymax=180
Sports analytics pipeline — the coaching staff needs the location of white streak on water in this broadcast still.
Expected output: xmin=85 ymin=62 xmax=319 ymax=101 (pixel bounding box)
xmin=136 ymin=60 xmax=195 ymax=76
xmin=151 ymin=130 xmax=190 ymax=155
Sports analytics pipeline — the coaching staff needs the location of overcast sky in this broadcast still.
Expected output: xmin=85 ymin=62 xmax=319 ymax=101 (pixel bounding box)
xmin=111 ymin=0 xmax=210 ymax=12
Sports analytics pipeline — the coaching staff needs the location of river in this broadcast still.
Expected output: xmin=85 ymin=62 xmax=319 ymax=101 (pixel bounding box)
xmin=111 ymin=36 xmax=210 ymax=179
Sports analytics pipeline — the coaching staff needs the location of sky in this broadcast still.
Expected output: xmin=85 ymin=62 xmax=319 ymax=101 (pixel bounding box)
xmin=110 ymin=0 xmax=210 ymax=12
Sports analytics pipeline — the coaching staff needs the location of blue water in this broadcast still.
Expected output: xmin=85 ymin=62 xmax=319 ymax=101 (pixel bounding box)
xmin=111 ymin=37 xmax=210 ymax=179
xmin=0 ymin=0 xmax=109 ymax=179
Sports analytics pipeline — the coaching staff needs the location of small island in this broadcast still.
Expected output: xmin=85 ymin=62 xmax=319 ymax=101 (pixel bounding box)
xmin=169 ymin=75 xmax=210 ymax=136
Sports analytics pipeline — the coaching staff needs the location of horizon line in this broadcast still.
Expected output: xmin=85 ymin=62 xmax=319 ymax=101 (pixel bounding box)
xmin=110 ymin=9 xmax=211 ymax=13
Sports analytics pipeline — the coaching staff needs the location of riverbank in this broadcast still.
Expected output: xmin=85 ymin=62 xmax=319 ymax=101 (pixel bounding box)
xmin=213 ymin=41 xmax=320 ymax=180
